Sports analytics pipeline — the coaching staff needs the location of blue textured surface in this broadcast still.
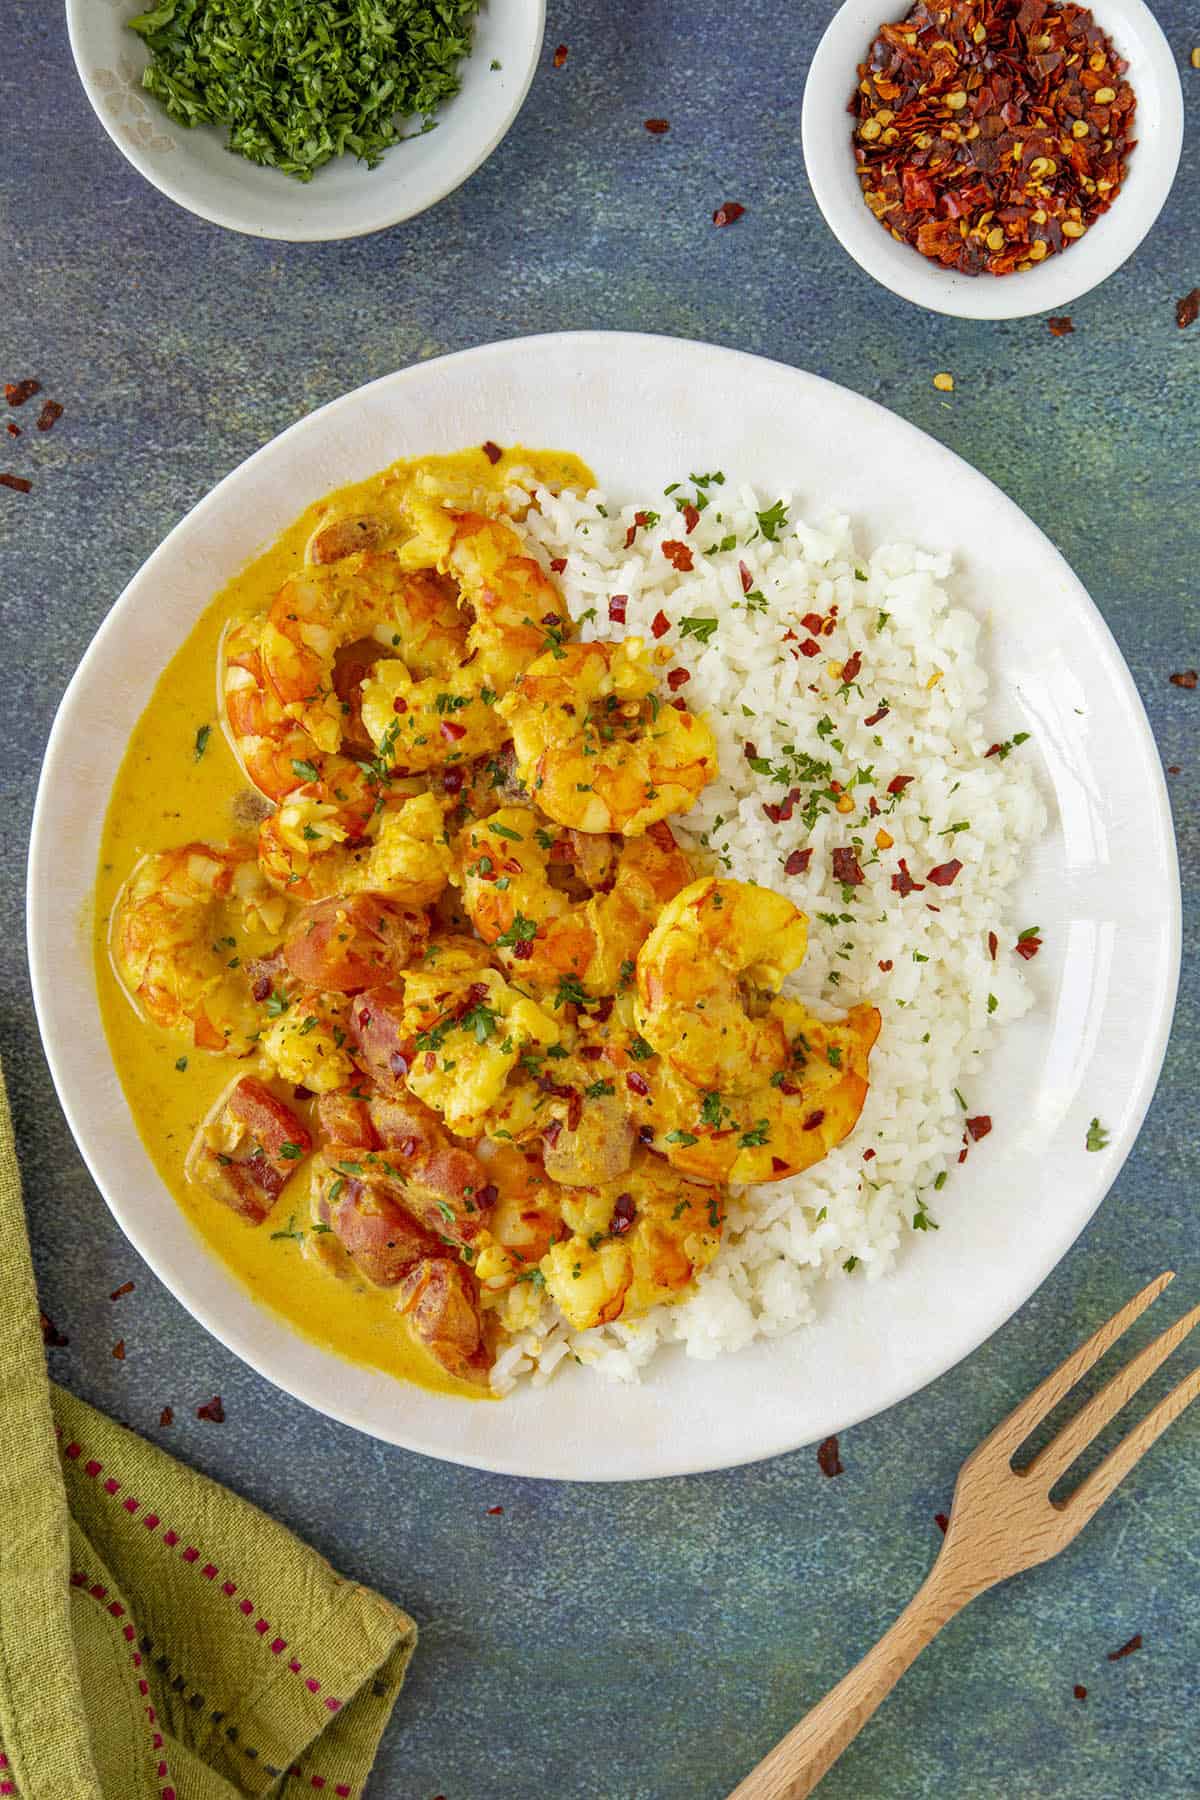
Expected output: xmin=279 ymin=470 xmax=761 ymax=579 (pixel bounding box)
xmin=3 ymin=4 xmax=1199 ymax=1796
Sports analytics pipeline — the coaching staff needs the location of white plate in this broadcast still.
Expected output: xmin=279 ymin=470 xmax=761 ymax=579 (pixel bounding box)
xmin=28 ymin=333 xmax=1180 ymax=1480
xmin=65 ymin=1 xmax=545 ymax=242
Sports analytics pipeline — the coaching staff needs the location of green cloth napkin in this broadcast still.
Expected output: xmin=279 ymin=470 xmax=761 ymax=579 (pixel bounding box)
xmin=0 ymin=1063 xmax=417 ymax=1799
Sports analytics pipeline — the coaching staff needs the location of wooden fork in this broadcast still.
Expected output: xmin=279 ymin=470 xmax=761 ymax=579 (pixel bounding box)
xmin=728 ymin=1272 xmax=1200 ymax=1800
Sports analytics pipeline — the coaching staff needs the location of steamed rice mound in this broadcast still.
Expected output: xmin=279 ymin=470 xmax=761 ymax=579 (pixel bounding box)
xmin=488 ymin=474 xmax=1046 ymax=1393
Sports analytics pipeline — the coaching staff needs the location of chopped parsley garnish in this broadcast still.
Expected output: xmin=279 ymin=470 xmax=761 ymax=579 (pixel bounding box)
xmin=553 ymin=974 xmax=588 ymax=1010
xmin=128 ymin=0 xmax=481 ymax=182
xmin=174 ymin=1055 xmax=188 ymax=1072
xmin=953 ymin=1088 xmax=967 ymax=1111
xmin=584 ymin=1078 xmax=615 ymax=1100
xmin=193 ymin=723 xmax=211 ymax=761
xmin=278 ymin=1141 xmax=306 ymax=1160
xmin=826 ymin=1045 xmax=843 ymax=1068
xmin=987 ymin=993 xmax=998 ymax=1014
xmin=991 ymin=731 xmax=1032 ymax=760
xmin=628 ymin=1035 xmax=655 ymax=1061
xmin=264 ymin=990 xmax=290 ymax=1017
xmin=488 ymin=821 xmax=523 ymax=841
xmin=933 ymin=1170 xmax=948 ymax=1190
xmin=912 ymin=1201 xmax=938 ymax=1232
xmin=291 ymin=757 xmax=319 ymax=784
xmin=1086 ymin=1117 xmax=1110 ymax=1152
xmin=678 ymin=616 xmax=719 ymax=645
xmin=495 ymin=912 xmax=537 ymax=947
xmin=738 ymin=1121 xmax=770 ymax=1148
xmin=755 ymin=499 xmax=789 ymax=541
xmin=699 ymin=1092 xmax=723 ymax=1126
xmin=666 ymin=1130 xmax=699 ymax=1146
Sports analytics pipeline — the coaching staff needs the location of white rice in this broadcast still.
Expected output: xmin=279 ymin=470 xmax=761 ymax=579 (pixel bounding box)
xmin=489 ymin=474 xmax=1047 ymax=1394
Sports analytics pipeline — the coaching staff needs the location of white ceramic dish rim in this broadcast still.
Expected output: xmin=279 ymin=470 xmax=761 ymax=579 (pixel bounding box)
xmin=801 ymin=0 xmax=1184 ymax=319
xmin=28 ymin=332 xmax=1181 ymax=1480
xmin=64 ymin=0 xmax=546 ymax=242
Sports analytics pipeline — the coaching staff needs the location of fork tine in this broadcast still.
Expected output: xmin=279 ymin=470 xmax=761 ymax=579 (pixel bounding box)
xmin=983 ymin=1271 xmax=1174 ymax=1456
xmin=1025 ymin=1299 xmax=1200 ymax=1488
xmin=1066 ymin=1360 xmax=1200 ymax=1522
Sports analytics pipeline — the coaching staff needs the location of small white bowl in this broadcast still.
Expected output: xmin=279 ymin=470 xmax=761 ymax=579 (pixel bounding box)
xmin=802 ymin=0 xmax=1183 ymax=319
xmin=65 ymin=0 xmax=545 ymax=242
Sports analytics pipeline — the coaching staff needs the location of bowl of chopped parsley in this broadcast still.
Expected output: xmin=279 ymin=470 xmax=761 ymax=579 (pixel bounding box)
xmin=66 ymin=0 xmax=545 ymax=240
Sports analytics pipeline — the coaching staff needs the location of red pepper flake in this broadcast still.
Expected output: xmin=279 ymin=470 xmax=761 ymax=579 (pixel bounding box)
xmin=481 ymin=439 xmax=502 ymax=464
xmin=743 ymin=740 xmax=759 ymax=762
xmin=878 ymin=958 xmax=893 ymax=971
xmin=609 ymin=1192 xmax=637 ymax=1236
xmin=832 ymin=848 xmax=866 ymax=886
xmin=626 ymin=1070 xmax=650 ymax=1097
xmin=926 ymin=858 xmax=963 ymax=887
xmin=662 ymin=539 xmax=693 ymax=572
xmin=966 ymin=1114 xmax=992 ymax=1141
xmin=5 ymin=423 xmax=18 ymax=438
xmin=851 ymin=1 xmax=1136 ymax=280
xmin=987 ymin=929 xmax=998 ymax=960
xmin=864 ymin=703 xmax=889 ymax=726
xmin=1048 ymin=316 xmax=1075 ymax=337
xmin=5 ymin=379 xmax=39 ymax=407
xmin=1014 ymin=929 xmax=1042 ymax=960
xmin=934 ymin=1511 xmax=949 ymax=1534
xmin=803 ymin=1110 xmax=826 ymax=1132
xmin=681 ymin=502 xmax=700 ymax=534
xmin=549 ymin=556 xmax=567 ymax=574
xmin=669 ymin=697 xmax=688 ymax=711
xmin=816 ymin=1435 xmax=844 ymax=1477
xmin=159 ymin=1406 xmax=174 ymax=1428
xmin=650 ymin=609 xmax=671 ymax=639
xmin=644 ymin=118 xmax=670 ymax=134
xmin=666 ymin=667 xmax=691 ymax=691
xmin=487 ymin=1505 xmax=504 ymax=1515
xmin=552 ymin=43 xmax=568 ymax=67
xmin=801 ymin=612 xmax=824 ymax=633
xmin=891 ymin=858 xmax=924 ymax=896
xmin=36 ymin=400 xmax=64 ymax=433
xmin=40 ymin=1311 xmax=69 ymax=1347
xmin=1176 ymin=289 xmax=1200 ymax=330
xmin=1107 ymin=1632 xmax=1142 ymax=1662
xmin=0 ymin=474 xmax=31 ymax=494
xmin=439 ymin=718 xmax=467 ymax=743
xmin=1073 ymin=1684 xmax=1088 ymax=1701
xmin=1167 ymin=764 xmax=1181 ymax=775
xmin=738 ymin=560 xmax=754 ymax=594
xmin=197 ymin=1395 xmax=226 ymax=1423
xmin=862 ymin=1147 xmax=876 ymax=1161
xmin=1169 ymin=669 xmax=1197 ymax=689
xmin=608 ymin=593 xmax=628 ymax=624
xmin=110 ymin=1281 xmax=135 ymax=1301
xmin=712 ymin=202 xmax=746 ymax=227
xmin=112 ymin=1340 xmax=126 ymax=1361
xmin=886 ymin=774 xmax=913 ymax=795
xmin=799 ymin=638 xmax=822 ymax=658
xmin=784 ymin=848 xmax=812 ymax=877
xmin=770 ymin=1156 xmax=790 ymax=1174
xmin=842 ymin=650 xmax=862 ymax=684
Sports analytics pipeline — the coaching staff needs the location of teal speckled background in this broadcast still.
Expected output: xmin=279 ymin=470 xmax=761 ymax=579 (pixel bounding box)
xmin=2 ymin=4 xmax=1198 ymax=1796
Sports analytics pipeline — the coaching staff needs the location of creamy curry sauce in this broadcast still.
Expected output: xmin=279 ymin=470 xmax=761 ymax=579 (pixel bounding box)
xmin=94 ymin=445 xmax=592 ymax=1400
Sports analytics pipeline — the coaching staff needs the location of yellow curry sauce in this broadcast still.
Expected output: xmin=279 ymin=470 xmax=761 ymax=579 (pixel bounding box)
xmin=94 ymin=445 xmax=593 ymax=1400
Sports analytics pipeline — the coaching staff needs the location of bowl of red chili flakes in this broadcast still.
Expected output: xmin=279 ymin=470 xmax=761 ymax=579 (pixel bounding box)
xmin=802 ymin=0 xmax=1182 ymax=318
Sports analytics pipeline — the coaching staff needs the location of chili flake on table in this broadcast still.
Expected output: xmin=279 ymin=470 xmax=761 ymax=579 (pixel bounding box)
xmin=849 ymin=0 xmax=1136 ymax=276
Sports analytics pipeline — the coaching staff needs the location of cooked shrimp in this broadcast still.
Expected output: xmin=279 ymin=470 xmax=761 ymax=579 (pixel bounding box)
xmin=399 ymin=501 xmax=572 ymax=691
xmin=624 ymin=998 xmax=881 ymax=1185
xmin=254 ymin=766 xmax=378 ymax=901
xmin=359 ymin=659 xmax=508 ymax=775
xmin=350 ymin=959 xmax=560 ymax=1138
xmin=283 ymin=892 xmax=429 ymax=993
xmin=497 ymin=639 xmax=717 ymax=835
xmin=185 ymin=1076 xmax=311 ymax=1224
xmin=456 ymin=807 xmax=693 ymax=996
xmin=260 ymin=553 xmax=467 ymax=754
xmin=540 ymin=1151 xmax=725 ymax=1331
xmin=111 ymin=842 xmax=287 ymax=1053
xmin=636 ymin=878 xmax=810 ymax=1093
xmin=259 ymin=993 xmax=359 ymax=1095
xmin=221 ymin=616 xmax=325 ymax=802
